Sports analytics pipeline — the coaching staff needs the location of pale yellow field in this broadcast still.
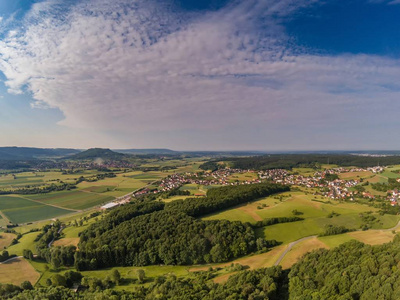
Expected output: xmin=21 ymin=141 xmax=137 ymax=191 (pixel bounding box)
xmin=348 ymin=230 xmax=396 ymax=245
xmin=0 ymin=232 xmax=16 ymax=249
xmin=0 ymin=258 xmax=40 ymax=286
xmin=339 ymin=171 xmax=373 ymax=179
xmin=280 ymin=237 xmax=329 ymax=269
xmin=53 ymin=237 xmax=80 ymax=248
xmin=190 ymin=245 xmax=286 ymax=273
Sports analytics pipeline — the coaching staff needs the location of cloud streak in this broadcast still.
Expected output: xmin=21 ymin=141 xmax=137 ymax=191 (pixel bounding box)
xmin=0 ymin=0 xmax=400 ymax=149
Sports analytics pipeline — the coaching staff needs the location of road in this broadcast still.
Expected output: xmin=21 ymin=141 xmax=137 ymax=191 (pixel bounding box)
xmin=48 ymin=226 xmax=65 ymax=248
xmin=0 ymin=255 xmax=22 ymax=264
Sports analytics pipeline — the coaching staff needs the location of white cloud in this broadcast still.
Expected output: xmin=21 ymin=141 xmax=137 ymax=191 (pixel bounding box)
xmin=0 ymin=0 xmax=400 ymax=149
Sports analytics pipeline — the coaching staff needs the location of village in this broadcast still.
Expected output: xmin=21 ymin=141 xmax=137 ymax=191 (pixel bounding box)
xmin=101 ymin=165 xmax=400 ymax=210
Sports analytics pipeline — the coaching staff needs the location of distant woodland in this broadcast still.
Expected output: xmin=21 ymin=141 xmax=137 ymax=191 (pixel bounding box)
xmin=223 ymin=154 xmax=400 ymax=170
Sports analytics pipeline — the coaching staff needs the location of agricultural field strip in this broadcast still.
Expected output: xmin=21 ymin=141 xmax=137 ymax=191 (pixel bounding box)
xmin=16 ymin=195 xmax=79 ymax=212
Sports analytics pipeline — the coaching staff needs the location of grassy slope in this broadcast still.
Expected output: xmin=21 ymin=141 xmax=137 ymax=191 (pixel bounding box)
xmin=0 ymin=232 xmax=16 ymax=249
xmin=0 ymin=258 xmax=40 ymax=286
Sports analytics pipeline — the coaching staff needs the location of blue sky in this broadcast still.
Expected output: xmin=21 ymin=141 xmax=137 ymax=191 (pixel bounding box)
xmin=0 ymin=0 xmax=399 ymax=150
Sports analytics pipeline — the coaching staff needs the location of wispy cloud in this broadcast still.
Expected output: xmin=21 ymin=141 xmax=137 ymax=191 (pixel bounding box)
xmin=0 ymin=0 xmax=399 ymax=149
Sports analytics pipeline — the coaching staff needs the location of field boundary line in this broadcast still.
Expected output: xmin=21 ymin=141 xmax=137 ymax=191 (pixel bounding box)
xmin=15 ymin=195 xmax=79 ymax=212
xmin=0 ymin=210 xmax=10 ymax=224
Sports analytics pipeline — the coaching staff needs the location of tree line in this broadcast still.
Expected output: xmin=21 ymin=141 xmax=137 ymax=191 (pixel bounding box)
xmin=227 ymin=154 xmax=400 ymax=170
xmin=166 ymin=183 xmax=289 ymax=217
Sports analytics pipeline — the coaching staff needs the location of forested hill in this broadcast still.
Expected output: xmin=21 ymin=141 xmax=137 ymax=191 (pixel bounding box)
xmin=0 ymin=147 xmax=80 ymax=160
xmin=66 ymin=148 xmax=126 ymax=160
xmin=114 ymin=148 xmax=179 ymax=155
xmin=74 ymin=183 xmax=288 ymax=269
xmin=226 ymin=154 xmax=400 ymax=170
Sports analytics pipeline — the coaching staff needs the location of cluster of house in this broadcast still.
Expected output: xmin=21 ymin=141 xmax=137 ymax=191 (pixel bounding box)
xmin=259 ymin=167 xmax=380 ymax=201
xmin=157 ymin=169 xmax=260 ymax=192
xmin=101 ymin=165 xmax=396 ymax=209
xmin=388 ymin=189 xmax=400 ymax=206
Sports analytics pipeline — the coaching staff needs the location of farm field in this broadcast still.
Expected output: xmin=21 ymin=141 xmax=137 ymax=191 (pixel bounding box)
xmin=338 ymin=170 xmax=373 ymax=180
xmin=279 ymin=237 xmax=329 ymax=269
xmin=27 ymin=190 xmax=114 ymax=210
xmin=0 ymin=170 xmax=111 ymax=191
xmin=0 ymin=195 xmax=74 ymax=224
xmin=318 ymin=234 xmax=356 ymax=248
xmin=0 ymin=258 xmax=40 ymax=286
xmin=53 ymin=238 xmax=79 ymax=247
xmin=227 ymin=172 xmax=258 ymax=183
xmin=179 ymin=184 xmax=221 ymax=196
xmin=0 ymin=232 xmax=16 ymax=249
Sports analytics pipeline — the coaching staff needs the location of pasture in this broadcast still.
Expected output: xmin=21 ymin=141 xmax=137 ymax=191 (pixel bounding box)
xmin=35 ymin=263 xmax=190 ymax=290
xmin=7 ymin=231 xmax=42 ymax=255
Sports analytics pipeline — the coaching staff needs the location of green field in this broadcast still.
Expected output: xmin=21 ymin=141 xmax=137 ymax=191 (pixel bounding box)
xmin=27 ymin=191 xmax=114 ymax=210
xmin=35 ymin=262 xmax=190 ymax=290
xmin=3 ymin=205 xmax=73 ymax=224
xmin=203 ymin=190 xmax=400 ymax=244
xmin=0 ymin=195 xmax=73 ymax=224
xmin=7 ymin=231 xmax=42 ymax=255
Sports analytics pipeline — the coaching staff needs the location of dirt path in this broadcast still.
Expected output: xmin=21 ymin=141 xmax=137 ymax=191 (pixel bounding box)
xmin=0 ymin=256 xmax=22 ymax=264
xmin=48 ymin=226 xmax=65 ymax=248
xmin=274 ymin=236 xmax=318 ymax=266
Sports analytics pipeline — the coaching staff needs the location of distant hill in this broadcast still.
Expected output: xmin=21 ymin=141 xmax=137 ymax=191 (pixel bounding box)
xmin=0 ymin=147 xmax=80 ymax=160
xmin=114 ymin=148 xmax=179 ymax=155
xmin=67 ymin=148 xmax=126 ymax=160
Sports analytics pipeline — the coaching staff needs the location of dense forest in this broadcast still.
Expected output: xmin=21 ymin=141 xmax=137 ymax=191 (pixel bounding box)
xmin=77 ymin=211 xmax=257 ymax=269
xmin=289 ymin=237 xmax=400 ymax=299
xmin=227 ymin=154 xmax=400 ymax=170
